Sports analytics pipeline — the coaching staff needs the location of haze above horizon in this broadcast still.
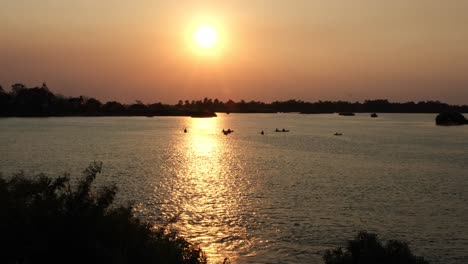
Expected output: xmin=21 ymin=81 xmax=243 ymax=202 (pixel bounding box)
xmin=1 ymin=1 xmax=468 ymax=104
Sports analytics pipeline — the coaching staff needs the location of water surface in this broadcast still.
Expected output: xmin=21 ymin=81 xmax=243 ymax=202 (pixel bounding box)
xmin=1 ymin=114 xmax=467 ymax=263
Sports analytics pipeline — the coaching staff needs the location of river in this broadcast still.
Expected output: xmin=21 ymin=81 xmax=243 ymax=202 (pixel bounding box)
xmin=1 ymin=113 xmax=467 ymax=263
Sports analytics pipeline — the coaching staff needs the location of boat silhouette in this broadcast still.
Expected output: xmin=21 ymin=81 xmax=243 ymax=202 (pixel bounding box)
xmin=222 ymin=129 xmax=234 ymax=135
xmin=190 ymin=111 xmax=217 ymax=118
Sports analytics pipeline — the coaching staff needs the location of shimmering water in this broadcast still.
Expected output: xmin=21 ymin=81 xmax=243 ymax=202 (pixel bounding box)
xmin=1 ymin=114 xmax=467 ymax=263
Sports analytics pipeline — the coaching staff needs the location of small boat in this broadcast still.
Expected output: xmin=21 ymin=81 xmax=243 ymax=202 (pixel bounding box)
xmin=222 ymin=129 xmax=234 ymax=135
xmin=275 ymin=128 xmax=289 ymax=132
xmin=334 ymin=132 xmax=343 ymax=136
xmin=300 ymin=111 xmax=335 ymax=114
xmin=339 ymin=112 xmax=355 ymax=116
xmin=371 ymin=113 xmax=378 ymax=118
xmin=184 ymin=128 xmax=187 ymax=133
xmin=190 ymin=111 xmax=217 ymax=118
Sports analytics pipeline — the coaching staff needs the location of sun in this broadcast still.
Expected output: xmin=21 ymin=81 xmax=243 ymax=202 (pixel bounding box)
xmin=194 ymin=25 xmax=218 ymax=49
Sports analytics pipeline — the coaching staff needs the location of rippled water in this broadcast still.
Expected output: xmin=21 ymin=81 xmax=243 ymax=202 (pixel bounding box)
xmin=1 ymin=114 xmax=468 ymax=263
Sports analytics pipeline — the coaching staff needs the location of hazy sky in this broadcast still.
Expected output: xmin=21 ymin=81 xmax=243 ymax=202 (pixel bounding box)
xmin=1 ymin=0 xmax=468 ymax=103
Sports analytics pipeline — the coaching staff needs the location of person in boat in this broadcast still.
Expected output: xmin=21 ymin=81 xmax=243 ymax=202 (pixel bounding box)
xmin=282 ymin=128 xmax=286 ymax=132
xmin=275 ymin=128 xmax=280 ymax=132
xmin=222 ymin=129 xmax=233 ymax=135
xmin=184 ymin=128 xmax=187 ymax=133
xmin=261 ymin=130 xmax=264 ymax=135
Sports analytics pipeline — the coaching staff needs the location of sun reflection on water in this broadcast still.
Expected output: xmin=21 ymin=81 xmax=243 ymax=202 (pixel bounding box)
xmin=165 ymin=117 xmax=250 ymax=263
xmin=188 ymin=118 xmax=218 ymax=157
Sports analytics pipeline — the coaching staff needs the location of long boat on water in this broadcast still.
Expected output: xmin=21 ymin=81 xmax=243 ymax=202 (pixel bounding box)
xmin=190 ymin=112 xmax=217 ymax=118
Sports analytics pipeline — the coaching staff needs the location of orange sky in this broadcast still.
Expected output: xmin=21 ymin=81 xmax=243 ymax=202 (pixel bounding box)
xmin=1 ymin=1 xmax=468 ymax=103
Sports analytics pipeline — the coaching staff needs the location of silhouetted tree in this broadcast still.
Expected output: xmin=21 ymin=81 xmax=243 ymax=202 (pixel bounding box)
xmin=0 ymin=163 xmax=207 ymax=264
xmin=148 ymin=102 xmax=171 ymax=115
xmin=83 ymin=97 xmax=102 ymax=115
xmin=11 ymin=85 xmax=54 ymax=116
xmin=323 ymin=232 xmax=429 ymax=264
xmin=102 ymin=101 xmax=126 ymax=115
xmin=129 ymin=101 xmax=149 ymax=115
xmin=11 ymin=83 xmax=26 ymax=94
xmin=0 ymin=86 xmax=11 ymax=116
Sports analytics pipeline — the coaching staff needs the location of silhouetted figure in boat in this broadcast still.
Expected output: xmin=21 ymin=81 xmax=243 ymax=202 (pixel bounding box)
xmin=275 ymin=128 xmax=280 ymax=132
xmin=260 ymin=130 xmax=264 ymax=135
xmin=222 ymin=129 xmax=234 ymax=135
xmin=184 ymin=128 xmax=187 ymax=133
xmin=282 ymin=128 xmax=289 ymax=132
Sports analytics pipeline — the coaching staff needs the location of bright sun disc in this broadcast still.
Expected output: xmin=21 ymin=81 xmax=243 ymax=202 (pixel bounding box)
xmin=195 ymin=26 xmax=218 ymax=49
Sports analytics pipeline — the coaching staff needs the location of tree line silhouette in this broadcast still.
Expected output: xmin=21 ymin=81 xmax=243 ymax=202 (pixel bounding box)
xmin=1 ymin=83 xmax=467 ymax=117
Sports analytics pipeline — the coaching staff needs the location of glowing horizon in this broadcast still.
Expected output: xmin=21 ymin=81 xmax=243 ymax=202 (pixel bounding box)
xmin=1 ymin=1 xmax=468 ymax=104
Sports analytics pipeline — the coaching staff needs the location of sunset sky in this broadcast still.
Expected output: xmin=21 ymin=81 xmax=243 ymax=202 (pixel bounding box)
xmin=1 ymin=1 xmax=468 ymax=104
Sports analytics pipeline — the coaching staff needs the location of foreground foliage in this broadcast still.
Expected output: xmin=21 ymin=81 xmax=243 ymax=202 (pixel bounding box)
xmin=0 ymin=162 xmax=206 ymax=264
xmin=323 ymin=231 xmax=429 ymax=264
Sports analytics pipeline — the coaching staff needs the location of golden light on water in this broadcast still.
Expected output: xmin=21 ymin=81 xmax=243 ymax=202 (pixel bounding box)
xmin=188 ymin=117 xmax=219 ymax=157
xmin=169 ymin=117 xmax=248 ymax=263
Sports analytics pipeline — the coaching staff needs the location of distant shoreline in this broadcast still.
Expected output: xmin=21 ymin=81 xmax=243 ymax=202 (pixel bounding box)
xmin=1 ymin=83 xmax=467 ymax=117
xmin=1 ymin=112 xmax=467 ymax=118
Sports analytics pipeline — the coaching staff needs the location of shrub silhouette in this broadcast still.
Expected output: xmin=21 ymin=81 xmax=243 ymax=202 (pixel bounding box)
xmin=0 ymin=162 xmax=206 ymax=264
xmin=323 ymin=231 xmax=429 ymax=264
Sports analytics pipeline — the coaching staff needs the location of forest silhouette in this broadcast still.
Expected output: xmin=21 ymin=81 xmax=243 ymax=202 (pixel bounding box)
xmin=1 ymin=83 xmax=467 ymax=117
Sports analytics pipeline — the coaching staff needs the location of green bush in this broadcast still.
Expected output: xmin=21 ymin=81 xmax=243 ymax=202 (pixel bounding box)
xmin=0 ymin=162 xmax=206 ymax=264
xmin=323 ymin=231 xmax=429 ymax=264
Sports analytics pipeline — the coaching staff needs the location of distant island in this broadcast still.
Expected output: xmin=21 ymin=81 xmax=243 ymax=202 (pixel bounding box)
xmin=436 ymin=112 xmax=468 ymax=126
xmin=1 ymin=83 xmax=467 ymax=117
